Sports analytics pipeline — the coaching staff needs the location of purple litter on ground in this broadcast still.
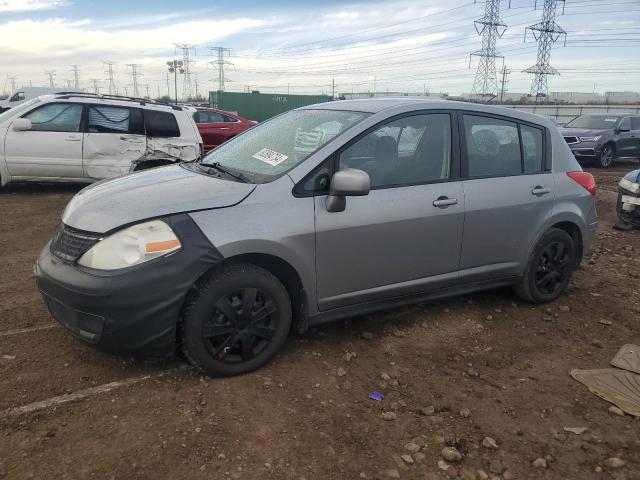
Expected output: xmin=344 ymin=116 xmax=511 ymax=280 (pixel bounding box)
xmin=368 ymin=391 xmax=384 ymax=401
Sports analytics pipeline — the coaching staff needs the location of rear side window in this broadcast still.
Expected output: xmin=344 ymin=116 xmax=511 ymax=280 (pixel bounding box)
xmin=144 ymin=110 xmax=180 ymax=137
xmin=464 ymin=115 xmax=521 ymax=177
xmin=88 ymin=105 xmax=143 ymax=134
xmin=521 ymin=124 xmax=544 ymax=173
xmin=24 ymin=103 xmax=82 ymax=132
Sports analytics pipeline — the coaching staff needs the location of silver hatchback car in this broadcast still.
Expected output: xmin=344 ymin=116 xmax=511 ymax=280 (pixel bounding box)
xmin=36 ymin=98 xmax=597 ymax=377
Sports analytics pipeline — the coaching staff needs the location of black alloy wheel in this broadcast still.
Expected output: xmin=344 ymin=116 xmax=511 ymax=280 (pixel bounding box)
xmin=534 ymin=241 xmax=572 ymax=296
xmin=203 ymin=287 xmax=278 ymax=364
xmin=181 ymin=263 xmax=292 ymax=377
xmin=514 ymin=228 xmax=576 ymax=304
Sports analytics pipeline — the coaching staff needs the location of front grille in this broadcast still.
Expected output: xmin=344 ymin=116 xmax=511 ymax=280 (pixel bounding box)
xmin=564 ymin=136 xmax=579 ymax=144
xmin=50 ymin=224 xmax=101 ymax=263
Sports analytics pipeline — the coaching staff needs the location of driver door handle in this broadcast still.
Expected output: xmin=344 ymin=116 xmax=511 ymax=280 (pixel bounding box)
xmin=433 ymin=196 xmax=458 ymax=208
xmin=64 ymin=136 xmax=81 ymax=142
xmin=531 ymin=186 xmax=551 ymax=196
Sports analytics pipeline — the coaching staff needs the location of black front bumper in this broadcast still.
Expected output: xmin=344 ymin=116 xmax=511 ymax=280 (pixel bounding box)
xmin=35 ymin=214 xmax=223 ymax=356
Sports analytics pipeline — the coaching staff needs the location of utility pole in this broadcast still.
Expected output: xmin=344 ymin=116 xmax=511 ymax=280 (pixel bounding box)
xmin=9 ymin=76 xmax=17 ymax=94
xmin=499 ymin=65 xmax=511 ymax=103
xmin=523 ymin=0 xmax=566 ymax=100
xmin=45 ymin=70 xmax=56 ymax=88
xmin=174 ymin=43 xmax=196 ymax=100
xmin=470 ymin=0 xmax=507 ymax=102
xmin=209 ymin=46 xmax=232 ymax=92
xmin=126 ymin=64 xmax=142 ymax=97
xmin=144 ymin=84 xmax=150 ymax=98
xmin=70 ymin=65 xmax=80 ymax=89
xmin=331 ymin=77 xmax=335 ymax=99
xmin=165 ymin=72 xmax=170 ymax=97
xmin=90 ymin=78 xmax=100 ymax=94
xmin=104 ymin=61 xmax=116 ymax=95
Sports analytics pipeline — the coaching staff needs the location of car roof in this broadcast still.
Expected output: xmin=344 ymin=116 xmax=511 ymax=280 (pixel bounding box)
xmin=44 ymin=93 xmax=194 ymax=113
xmin=301 ymin=97 xmax=554 ymax=128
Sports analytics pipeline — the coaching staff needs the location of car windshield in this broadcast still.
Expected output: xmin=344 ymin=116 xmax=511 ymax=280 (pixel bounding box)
xmin=200 ymin=109 xmax=369 ymax=183
xmin=0 ymin=98 xmax=40 ymax=124
xmin=565 ymin=115 xmax=622 ymax=129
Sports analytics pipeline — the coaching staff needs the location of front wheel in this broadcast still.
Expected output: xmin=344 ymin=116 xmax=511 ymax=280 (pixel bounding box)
xmin=514 ymin=228 xmax=576 ymax=304
xmin=595 ymin=144 xmax=614 ymax=168
xmin=181 ymin=263 xmax=292 ymax=377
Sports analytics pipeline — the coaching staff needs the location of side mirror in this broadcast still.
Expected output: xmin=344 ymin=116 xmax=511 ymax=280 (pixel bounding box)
xmin=325 ymin=168 xmax=370 ymax=213
xmin=618 ymin=126 xmax=630 ymax=133
xmin=12 ymin=118 xmax=32 ymax=132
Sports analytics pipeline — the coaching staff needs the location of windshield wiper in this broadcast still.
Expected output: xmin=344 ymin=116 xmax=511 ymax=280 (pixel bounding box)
xmin=205 ymin=162 xmax=251 ymax=183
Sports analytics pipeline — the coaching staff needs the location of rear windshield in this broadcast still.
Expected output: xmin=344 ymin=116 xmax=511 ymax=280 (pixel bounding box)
xmin=565 ymin=115 xmax=622 ymax=129
xmin=200 ymin=109 xmax=369 ymax=184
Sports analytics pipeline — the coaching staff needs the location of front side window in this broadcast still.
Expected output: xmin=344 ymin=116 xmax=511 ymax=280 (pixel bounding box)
xmin=619 ymin=117 xmax=631 ymax=131
xmin=339 ymin=113 xmax=451 ymax=188
xmin=201 ymin=109 xmax=369 ymax=184
xmin=464 ymin=115 xmax=521 ymax=177
xmin=24 ymin=103 xmax=82 ymax=132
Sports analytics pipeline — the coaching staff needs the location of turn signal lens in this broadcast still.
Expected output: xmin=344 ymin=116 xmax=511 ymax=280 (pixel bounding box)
xmin=567 ymin=171 xmax=596 ymax=197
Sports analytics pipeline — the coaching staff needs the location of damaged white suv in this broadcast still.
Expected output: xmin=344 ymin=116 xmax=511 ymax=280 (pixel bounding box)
xmin=0 ymin=93 xmax=202 ymax=186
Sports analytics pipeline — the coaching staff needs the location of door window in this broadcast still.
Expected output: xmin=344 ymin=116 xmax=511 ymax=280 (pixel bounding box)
xmin=619 ymin=117 xmax=631 ymax=131
xmin=521 ymin=124 xmax=544 ymax=173
xmin=10 ymin=92 xmax=25 ymax=102
xmin=195 ymin=111 xmax=225 ymax=123
xmin=24 ymin=103 xmax=82 ymax=132
xmin=630 ymin=116 xmax=640 ymax=130
xmin=464 ymin=115 xmax=521 ymax=177
xmin=339 ymin=113 xmax=451 ymax=188
xmin=88 ymin=105 xmax=143 ymax=134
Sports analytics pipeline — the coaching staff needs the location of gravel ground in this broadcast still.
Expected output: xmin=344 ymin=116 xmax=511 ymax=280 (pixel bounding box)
xmin=0 ymin=164 xmax=639 ymax=480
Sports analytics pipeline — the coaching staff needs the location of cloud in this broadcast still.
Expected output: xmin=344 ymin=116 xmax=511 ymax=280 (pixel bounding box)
xmin=0 ymin=0 xmax=69 ymax=12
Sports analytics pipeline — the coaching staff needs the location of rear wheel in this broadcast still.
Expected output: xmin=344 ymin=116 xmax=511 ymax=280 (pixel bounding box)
xmin=595 ymin=144 xmax=614 ymax=168
xmin=181 ymin=263 xmax=292 ymax=377
xmin=514 ymin=228 xmax=576 ymax=304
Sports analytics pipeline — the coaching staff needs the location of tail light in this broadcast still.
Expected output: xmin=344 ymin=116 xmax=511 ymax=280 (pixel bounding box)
xmin=567 ymin=171 xmax=596 ymax=196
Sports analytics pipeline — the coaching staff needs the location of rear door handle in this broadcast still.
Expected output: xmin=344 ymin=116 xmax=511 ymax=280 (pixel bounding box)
xmin=532 ymin=186 xmax=551 ymax=196
xmin=433 ymin=196 xmax=458 ymax=208
xmin=216 ymin=127 xmax=230 ymax=131
xmin=64 ymin=136 xmax=81 ymax=142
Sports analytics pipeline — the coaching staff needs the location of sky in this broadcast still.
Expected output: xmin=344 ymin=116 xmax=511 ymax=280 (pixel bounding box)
xmin=0 ymin=0 xmax=639 ymax=98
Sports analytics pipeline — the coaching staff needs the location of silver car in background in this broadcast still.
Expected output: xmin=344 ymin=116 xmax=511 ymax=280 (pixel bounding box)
xmin=35 ymin=98 xmax=597 ymax=377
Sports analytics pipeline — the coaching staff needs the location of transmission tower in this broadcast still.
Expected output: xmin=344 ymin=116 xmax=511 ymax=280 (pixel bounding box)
xmin=127 ymin=64 xmax=143 ymax=97
xmin=9 ymin=76 xmax=17 ymax=94
xmin=70 ymin=65 xmax=81 ymax=89
xmin=470 ymin=0 xmax=507 ymax=102
xmin=90 ymin=79 xmax=100 ymax=94
xmin=104 ymin=62 xmax=117 ymax=95
xmin=174 ymin=43 xmax=196 ymax=100
xmin=209 ymin=46 xmax=232 ymax=92
xmin=523 ymin=0 xmax=566 ymax=99
xmin=45 ymin=70 xmax=56 ymax=88
xmin=499 ymin=65 xmax=511 ymax=103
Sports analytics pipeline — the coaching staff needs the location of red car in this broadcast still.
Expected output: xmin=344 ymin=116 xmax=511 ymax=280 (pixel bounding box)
xmin=193 ymin=108 xmax=256 ymax=152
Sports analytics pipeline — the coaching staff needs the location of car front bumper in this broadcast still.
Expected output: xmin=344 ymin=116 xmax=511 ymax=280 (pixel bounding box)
xmin=567 ymin=141 xmax=600 ymax=161
xmin=35 ymin=214 xmax=223 ymax=356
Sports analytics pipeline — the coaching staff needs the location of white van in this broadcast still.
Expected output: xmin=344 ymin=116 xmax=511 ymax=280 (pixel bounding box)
xmin=0 ymin=93 xmax=203 ymax=186
xmin=0 ymin=87 xmax=83 ymax=111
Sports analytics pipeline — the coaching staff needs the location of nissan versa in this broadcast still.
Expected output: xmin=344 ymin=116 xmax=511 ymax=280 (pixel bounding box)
xmin=35 ymin=99 xmax=597 ymax=377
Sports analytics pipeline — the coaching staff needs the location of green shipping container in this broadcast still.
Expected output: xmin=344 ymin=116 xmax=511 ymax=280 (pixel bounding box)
xmin=210 ymin=91 xmax=332 ymax=122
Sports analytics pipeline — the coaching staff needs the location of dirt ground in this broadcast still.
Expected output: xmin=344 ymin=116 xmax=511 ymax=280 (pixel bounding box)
xmin=1 ymin=164 xmax=639 ymax=480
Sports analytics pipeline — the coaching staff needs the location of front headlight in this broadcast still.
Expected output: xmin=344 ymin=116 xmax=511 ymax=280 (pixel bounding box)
xmin=78 ymin=220 xmax=181 ymax=270
xmin=620 ymin=178 xmax=640 ymax=194
xmin=578 ymin=136 xmax=601 ymax=142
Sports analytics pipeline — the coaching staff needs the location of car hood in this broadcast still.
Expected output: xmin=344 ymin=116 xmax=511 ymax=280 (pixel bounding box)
xmin=559 ymin=127 xmax=609 ymax=137
xmin=622 ymin=169 xmax=640 ymax=185
xmin=62 ymin=164 xmax=256 ymax=233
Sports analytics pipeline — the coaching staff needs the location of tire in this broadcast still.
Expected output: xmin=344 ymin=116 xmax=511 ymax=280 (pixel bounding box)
xmin=514 ymin=228 xmax=576 ymax=304
xmin=595 ymin=143 xmax=614 ymax=168
xmin=181 ymin=263 xmax=292 ymax=377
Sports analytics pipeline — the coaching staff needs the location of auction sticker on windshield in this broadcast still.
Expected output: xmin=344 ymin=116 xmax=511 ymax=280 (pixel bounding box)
xmin=253 ymin=148 xmax=289 ymax=166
